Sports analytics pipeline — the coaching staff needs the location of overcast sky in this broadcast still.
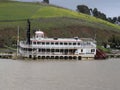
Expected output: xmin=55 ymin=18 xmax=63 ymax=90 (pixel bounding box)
xmin=17 ymin=0 xmax=120 ymax=17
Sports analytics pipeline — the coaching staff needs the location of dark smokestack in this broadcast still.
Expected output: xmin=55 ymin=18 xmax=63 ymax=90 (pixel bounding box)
xmin=26 ymin=19 xmax=31 ymax=45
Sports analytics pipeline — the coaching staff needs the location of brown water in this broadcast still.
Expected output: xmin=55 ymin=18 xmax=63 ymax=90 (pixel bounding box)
xmin=0 ymin=58 xmax=120 ymax=90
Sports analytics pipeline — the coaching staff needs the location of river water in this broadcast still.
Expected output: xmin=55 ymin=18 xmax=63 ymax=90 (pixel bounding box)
xmin=0 ymin=58 xmax=120 ymax=90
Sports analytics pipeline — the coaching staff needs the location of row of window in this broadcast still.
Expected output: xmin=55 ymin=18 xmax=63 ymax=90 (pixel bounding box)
xmin=20 ymin=48 xmax=95 ymax=53
xmin=32 ymin=42 xmax=91 ymax=46
xmin=20 ymin=48 xmax=76 ymax=52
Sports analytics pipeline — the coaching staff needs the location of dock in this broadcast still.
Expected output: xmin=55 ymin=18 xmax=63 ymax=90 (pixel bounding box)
xmin=0 ymin=53 xmax=14 ymax=59
xmin=107 ymin=53 xmax=120 ymax=58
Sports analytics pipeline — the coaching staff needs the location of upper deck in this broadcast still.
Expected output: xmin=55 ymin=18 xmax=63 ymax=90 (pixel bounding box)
xmin=20 ymin=38 xmax=96 ymax=49
xmin=19 ymin=31 xmax=96 ymax=49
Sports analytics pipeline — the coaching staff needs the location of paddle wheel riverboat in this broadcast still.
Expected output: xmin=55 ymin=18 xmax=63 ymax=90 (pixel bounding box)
xmin=19 ymin=20 xmax=96 ymax=60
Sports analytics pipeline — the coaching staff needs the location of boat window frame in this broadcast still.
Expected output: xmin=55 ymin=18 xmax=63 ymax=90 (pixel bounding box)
xmin=60 ymin=42 xmax=63 ymax=45
xmin=64 ymin=42 xmax=67 ymax=45
xmin=33 ymin=42 xmax=36 ymax=45
xmin=42 ymin=42 xmax=45 ymax=45
xmin=91 ymin=49 xmax=95 ymax=52
xmin=51 ymin=42 xmax=54 ymax=45
xmin=55 ymin=42 xmax=59 ymax=45
xmin=46 ymin=42 xmax=50 ymax=45
xmin=73 ymin=42 xmax=76 ymax=45
xmin=37 ymin=42 xmax=41 ymax=45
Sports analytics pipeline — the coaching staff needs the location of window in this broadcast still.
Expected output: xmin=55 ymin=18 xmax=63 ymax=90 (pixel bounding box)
xmin=42 ymin=42 xmax=45 ymax=45
xmin=55 ymin=42 xmax=58 ymax=45
xmin=33 ymin=42 xmax=36 ymax=45
xmin=91 ymin=49 xmax=95 ymax=52
xmin=42 ymin=49 xmax=45 ymax=52
xmin=56 ymin=49 xmax=59 ymax=52
xmin=73 ymin=43 xmax=76 ymax=45
xmin=87 ymin=42 xmax=90 ymax=45
xmin=69 ymin=43 xmax=72 ymax=45
xmin=39 ymin=49 xmax=41 ymax=52
xmin=51 ymin=42 xmax=54 ymax=45
xmin=60 ymin=42 xmax=63 ymax=45
xmin=78 ymin=43 xmax=80 ymax=45
xmin=81 ymin=49 xmax=83 ymax=52
xmin=46 ymin=42 xmax=49 ymax=45
xmin=37 ymin=42 xmax=40 ymax=44
xmin=46 ymin=49 xmax=50 ymax=52
xmin=28 ymin=48 xmax=32 ymax=51
xmin=64 ymin=43 xmax=67 ymax=45
xmin=51 ymin=49 xmax=55 ymax=52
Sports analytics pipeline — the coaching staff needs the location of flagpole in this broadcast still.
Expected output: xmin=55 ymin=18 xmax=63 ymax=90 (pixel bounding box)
xmin=17 ymin=26 xmax=20 ymax=56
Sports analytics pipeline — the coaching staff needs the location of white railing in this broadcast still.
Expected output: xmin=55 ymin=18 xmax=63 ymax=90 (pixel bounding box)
xmin=20 ymin=41 xmax=96 ymax=49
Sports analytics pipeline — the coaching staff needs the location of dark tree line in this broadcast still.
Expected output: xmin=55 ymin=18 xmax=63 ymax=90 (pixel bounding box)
xmin=102 ymin=35 xmax=120 ymax=49
xmin=77 ymin=5 xmax=120 ymax=24
xmin=108 ymin=35 xmax=120 ymax=49
xmin=92 ymin=8 xmax=107 ymax=20
xmin=43 ymin=0 xmax=49 ymax=4
xmin=107 ymin=16 xmax=120 ymax=24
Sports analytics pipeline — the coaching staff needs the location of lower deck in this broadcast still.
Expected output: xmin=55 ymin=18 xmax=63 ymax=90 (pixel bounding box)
xmin=19 ymin=53 xmax=95 ymax=60
xmin=29 ymin=55 xmax=82 ymax=60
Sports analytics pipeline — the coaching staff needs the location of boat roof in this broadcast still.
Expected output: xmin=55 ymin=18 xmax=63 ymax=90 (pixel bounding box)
xmin=35 ymin=31 xmax=44 ymax=34
xmin=30 ymin=37 xmax=94 ymax=42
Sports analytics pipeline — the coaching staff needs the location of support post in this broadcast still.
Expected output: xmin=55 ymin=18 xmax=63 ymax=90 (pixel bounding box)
xmin=17 ymin=26 xmax=20 ymax=56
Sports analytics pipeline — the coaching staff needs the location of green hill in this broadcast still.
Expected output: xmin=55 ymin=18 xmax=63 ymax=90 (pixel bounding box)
xmin=0 ymin=1 xmax=120 ymax=48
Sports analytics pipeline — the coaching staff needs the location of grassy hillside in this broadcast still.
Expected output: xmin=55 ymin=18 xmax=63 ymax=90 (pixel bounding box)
xmin=0 ymin=1 xmax=120 ymax=30
xmin=0 ymin=1 xmax=120 ymax=49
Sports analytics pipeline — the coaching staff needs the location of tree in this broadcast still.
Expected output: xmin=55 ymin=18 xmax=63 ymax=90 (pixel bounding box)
xmin=112 ymin=17 xmax=117 ymax=23
xmin=118 ymin=16 xmax=120 ymax=22
xmin=100 ymin=13 xmax=107 ymax=20
xmin=43 ymin=0 xmax=49 ymax=4
xmin=77 ymin=5 xmax=90 ymax=15
xmin=76 ymin=4 xmax=118 ymax=24
xmin=107 ymin=17 xmax=113 ymax=23
xmin=92 ymin=8 xmax=99 ymax=17
xmin=92 ymin=8 xmax=107 ymax=20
